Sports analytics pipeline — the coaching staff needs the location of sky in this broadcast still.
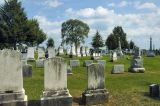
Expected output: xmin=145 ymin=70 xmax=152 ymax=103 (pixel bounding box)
xmin=1 ymin=0 xmax=160 ymax=49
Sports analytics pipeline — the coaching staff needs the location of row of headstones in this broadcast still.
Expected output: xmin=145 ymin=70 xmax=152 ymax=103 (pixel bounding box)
xmin=0 ymin=49 xmax=108 ymax=106
xmin=59 ymin=45 xmax=90 ymax=56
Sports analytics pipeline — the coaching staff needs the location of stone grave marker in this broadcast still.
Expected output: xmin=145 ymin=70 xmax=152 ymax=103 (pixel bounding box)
xmin=41 ymin=57 xmax=72 ymax=106
xmin=27 ymin=47 xmax=35 ymax=61
xmin=111 ymin=64 xmax=124 ymax=74
xmin=97 ymin=60 xmax=106 ymax=67
xmin=70 ymin=60 xmax=80 ymax=67
xmin=83 ymin=60 xmax=93 ymax=67
xmin=0 ymin=49 xmax=27 ymax=106
xmin=48 ymin=47 xmax=55 ymax=58
xmin=82 ymin=63 xmax=109 ymax=105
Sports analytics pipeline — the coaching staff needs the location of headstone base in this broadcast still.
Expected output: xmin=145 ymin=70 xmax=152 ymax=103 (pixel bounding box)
xmin=41 ymin=90 xmax=72 ymax=106
xmin=129 ymin=68 xmax=145 ymax=73
xmin=23 ymin=64 xmax=32 ymax=77
xmin=147 ymin=51 xmax=155 ymax=57
xmin=82 ymin=89 xmax=109 ymax=105
xmin=0 ymin=91 xmax=27 ymax=106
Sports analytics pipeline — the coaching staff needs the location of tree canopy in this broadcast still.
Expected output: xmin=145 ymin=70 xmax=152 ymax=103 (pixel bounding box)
xmin=105 ymin=26 xmax=128 ymax=50
xmin=91 ymin=31 xmax=104 ymax=50
xmin=61 ymin=19 xmax=89 ymax=56
xmin=47 ymin=38 xmax=54 ymax=48
xmin=0 ymin=0 xmax=46 ymax=49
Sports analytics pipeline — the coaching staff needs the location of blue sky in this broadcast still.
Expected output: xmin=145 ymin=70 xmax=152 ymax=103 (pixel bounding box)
xmin=1 ymin=0 xmax=160 ymax=49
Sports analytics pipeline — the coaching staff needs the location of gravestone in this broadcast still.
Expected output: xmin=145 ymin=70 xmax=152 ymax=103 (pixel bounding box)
xmin=22 ymin=60 xmax=32 ymax=77
xmin=82 ymin=63 xmax=109 ymax=105
xmin=81 ymin=46 xmax=86 ymax=56
xmin=72 ymin=44 xmax=76 ymax=56
xmin=111 ymin=65 xmax=124 ymax=74
xmin=41 ymin=57 xmax=72 ymax=106
xmin=27 ymin=47 xmax=35 ymax=61
xmin=0 ymin=49 xmax=27 ymax=106
xmin=85 ymin=47 xmax=90 ymax=56
xmin=36 ymin=59 xmax=44 ymax=68
xmin=147 ymin=37 xmax=155 ymax=57
xmin=77 ymin=46 xmax=81 ymax=57
xmin=111 ymin=52 xmax=117 ymax=62
xmin=67 ymin=65 xmax=73 ymax=75
xmin=67 ymin=47 xmax=71 ymax=55
xmin=129 ymin=47 xmax=145 ymax=73
xmin=58 ymin=45 xmax=64 ymax=55
xmin=117 ymin=37 xmax=123 ymax=57
xmin=83 ymin=60 xmax=93 ymax=67
xmin=70 ymin=60 xmax=80 ymax=67
xmin=48 ymin=47 xmax=55 ymax=58
xmin=97 ymin=60 xmax=106 ymax=67
xmin=149 ymin=84 xmax=159 ymax=97
xmin=38 ymin=48 xmax=45 ymax=59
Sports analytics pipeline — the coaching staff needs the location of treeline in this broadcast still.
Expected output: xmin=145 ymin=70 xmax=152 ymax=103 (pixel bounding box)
xmin=0 ymin=0 xmax=46 ymax=49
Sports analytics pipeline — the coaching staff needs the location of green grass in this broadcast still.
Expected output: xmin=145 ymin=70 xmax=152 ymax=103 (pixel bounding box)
xmin=24 ymin=55 xmax=160 ymax=106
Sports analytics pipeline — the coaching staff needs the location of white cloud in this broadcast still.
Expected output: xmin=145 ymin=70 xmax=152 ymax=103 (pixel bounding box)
xmin=44 ymin=0 xmax=63 ymax=8
xmin=119 ymin=1 xmax=129 ymax=7
xmin=34 ymin=15 xmax=63 ymax=47
xmin=135 ymin=2 xmax=157 ymax=10
xmin=65 ymin=6 xmax=160 ymax=49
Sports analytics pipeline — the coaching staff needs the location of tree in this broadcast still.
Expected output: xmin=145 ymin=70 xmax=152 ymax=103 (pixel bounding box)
xmin=61 ymin=19 xmax=89 ymax=56
xmin=91 ymin=31 xmax=104 ymax=52
xmin=129 ymin=40 xmax=135 ymax=50
xmin=0 ymin=0 xmax=46 ymax=49
xmin=47 ymin=38 xmax=54 ymax=48
xmin=105 ymin=26 xmax=129 ymax=50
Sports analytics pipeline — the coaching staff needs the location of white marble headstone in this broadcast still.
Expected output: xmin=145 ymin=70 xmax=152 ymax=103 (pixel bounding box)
xmin=87 ymin=63 xmax=105 ymax=90
xmin=48 ymin=47 xmax=55 ymax=58
xmin=0 ymin=49 xmax=23 ymax=92
xmin=38 ymin=48 xmax=45 ymax=59
xmin=44 ymin=57 xmax=67 ymax=91
xmin=27 ymin=47 xmax=35 ymax=60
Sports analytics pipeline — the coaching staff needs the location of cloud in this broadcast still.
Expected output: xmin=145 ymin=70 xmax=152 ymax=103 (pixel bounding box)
xmin=44 ymin=0 xmax=63 ymax=8
xmin=34 ymin=15 xmax=63 ymax=47
xmin=135 ymin=2 xmax=157 ymax=10
xmin=119 ymin=1 xmax=129 ymax=7
xmin=65 ymin=6 xmax=160 ymax=49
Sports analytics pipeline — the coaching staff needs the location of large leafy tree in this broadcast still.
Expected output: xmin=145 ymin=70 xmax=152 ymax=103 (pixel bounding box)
xmin=47 ymin=38 xmax=54 ymax=48
xmin=129 ymin=40 xmax=135 ymax=50
xmin=105 ymin=26 xmax=129 ymax=50
xmin=0 ymin=0 xmax=46 ymax=49
xmin=61 ymin=19 xmax=89 ymax=56
xmin=91 ymin=31 xmax=104 ymax=51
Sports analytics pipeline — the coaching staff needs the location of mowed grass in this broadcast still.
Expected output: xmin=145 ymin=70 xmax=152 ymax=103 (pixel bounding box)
xmin=24 ymin=54 xmax=160 ymax=106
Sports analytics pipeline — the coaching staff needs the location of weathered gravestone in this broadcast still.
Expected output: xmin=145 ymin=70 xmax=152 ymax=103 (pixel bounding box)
xmin=70 ymin=60 xmax=80 ymax=67
xmin=67 ymin=65 xmax=73 ymax=75
xmin=83 ymin=60 xmax=93 ymax=67
xmin=22 ymin=60 xmax=32 ymax=77
xmin=41 ymin=57 xmax=72 ymax=106
xmin=0 ymin=49 xmax=27 ymax=106
xmin=111 ymin=52 xmax=117 ymax=62
xmin=36 ymin=59 xmax=44 ymax=68
xmin=38 ymin=48 xmax=45 ymax=59
xmin=129 ymin=47 xmax=145 ymax=73
xmin=48 ymin=47 xmax=55 ymax=58
xmin=82 ymin=63 xmax=109 ymax=105
xmin=111 ymin=65 xmax=124 ymax=74
xmin=27 ymin=47 xmax=35 ymax=61
xmin=97 ymin=60 xmax=106 ymax=67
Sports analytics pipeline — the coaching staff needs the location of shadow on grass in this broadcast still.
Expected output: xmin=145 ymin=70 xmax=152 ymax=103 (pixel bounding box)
xmin=28 ymin=100 xmax=41 ymax=106
xmin=73 ymin=97 xmax=84 ymax=106
xmin=143 ymin=92 xmax=160 ymax=100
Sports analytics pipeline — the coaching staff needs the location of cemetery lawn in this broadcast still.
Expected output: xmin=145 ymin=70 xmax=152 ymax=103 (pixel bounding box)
xmin=24 ymin=55 xmax=160 ymax=106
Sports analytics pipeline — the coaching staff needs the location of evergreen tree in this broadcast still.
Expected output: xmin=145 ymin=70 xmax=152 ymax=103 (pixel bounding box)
xmin=105 ymin=26 xmax=129 ymax=50
xmin=91 ymin=31 xmax=104 ymax=51
xmin=47 ymin=38 xmax=54 ymax=48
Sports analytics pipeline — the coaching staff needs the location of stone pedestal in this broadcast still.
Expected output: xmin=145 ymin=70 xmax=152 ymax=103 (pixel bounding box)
xmin=129 ymin=59 xmax=145 ymax=73
xmin=82 ymin=89 xmax=109 ymax=105
xmin=111 ymin=65 xmax=124 ymax=74
xmin=41 ymin=90 xmax=72 ymax=106
xmin=0 ymin=90 xmax=27 ymax=106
